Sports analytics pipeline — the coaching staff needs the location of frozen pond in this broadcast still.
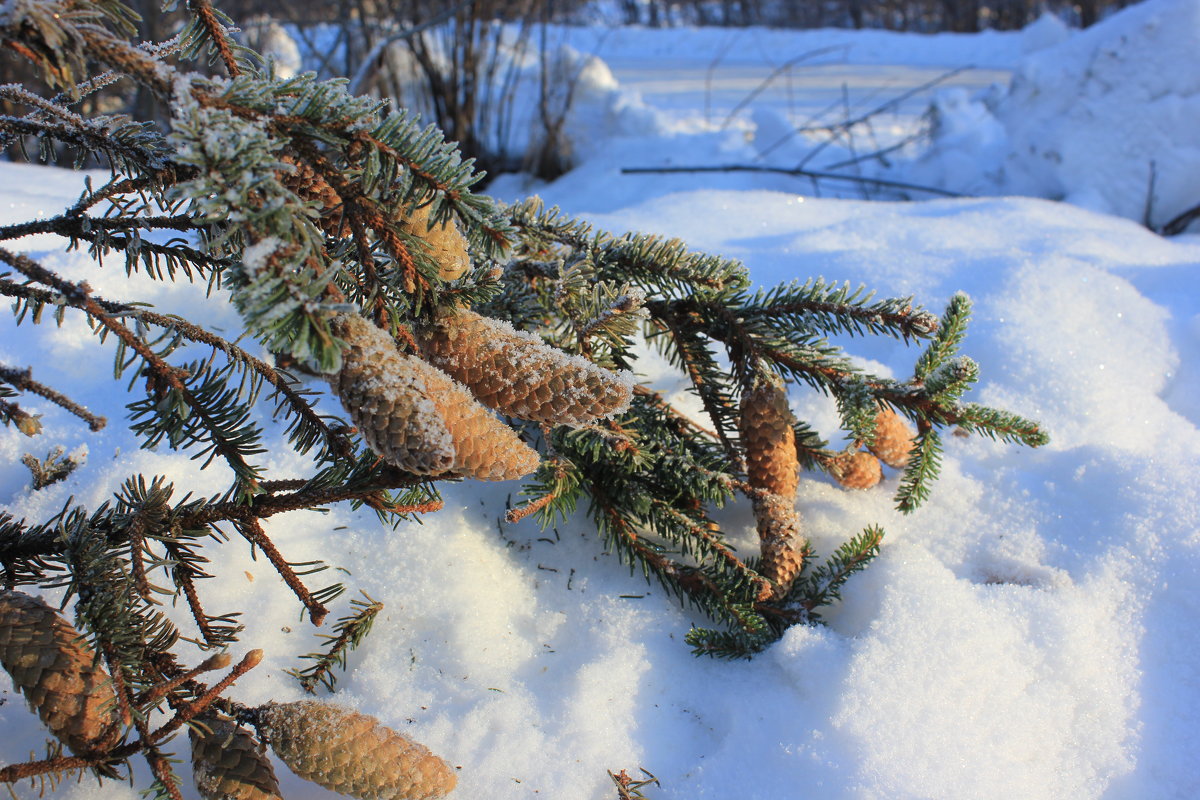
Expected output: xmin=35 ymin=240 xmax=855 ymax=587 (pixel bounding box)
xmin=608 ymin=60 xmax=1009 ymax=128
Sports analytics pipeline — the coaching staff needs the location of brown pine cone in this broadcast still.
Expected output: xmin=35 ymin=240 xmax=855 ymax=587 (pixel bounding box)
xmin=739 ymin=377 xmax=805 ymax=599
xmin=257 ymin=700 xmax=456 ymax=800
xmin=868 ymin=406 xmax=916 ymax=469
xmin=329 ymin=314 xmax=538 ymax=480
xmin=750 ymin=491 xmax=806 ymax=601
xmin=191 ymin=715 xmax=283 ymax=800
xmin=328 ymin=314 xmax=456 ymax=475
xmin=414 ymin=354 xmax=542 ymax=481
xmin=829 ymin=451 xmax=883 ymax=490
xmin=739 ymin=376 xmax=798 ymax=498
xmin=416 ymin=309 xmax=633 ymax=426
xmin=0 ymin=589 xmax=122 ymax=756
xmin=278 ymin=155 xmax=347 ymax=238
xmin=399 ymin=203 xmax=471 ymax=282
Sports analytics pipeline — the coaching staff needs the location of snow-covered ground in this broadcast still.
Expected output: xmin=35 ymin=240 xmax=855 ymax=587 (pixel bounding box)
xmin=2 ymin=1 xmax=1200 ymax=798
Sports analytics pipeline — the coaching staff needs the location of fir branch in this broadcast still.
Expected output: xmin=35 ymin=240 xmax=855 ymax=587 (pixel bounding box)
xmin=894 ymin=428 xmax=943 ymax=513
xmin=0 ymin=363 xmax=106 ymax=430
xmin=914 ymin=292 xmax=971 ymax=380
xmin=793 ymin=526 xmax=884 ymax=619
xmin=954 ymin=403 xmax=1049 ymax=447
xmin=0 ymin=278 xmax=355 ymax=459
xmin=0 ymin=213 xmax=195 ymax=242
xmin=182 ymin=0 xmax=245 ymax=77
xmin=286 ymin=592 xmax=384 ymax=693
xmin=735 ymin=279 xmax=939 ymax=341
xmin=233 ymin=517 xmax=333 ymax=626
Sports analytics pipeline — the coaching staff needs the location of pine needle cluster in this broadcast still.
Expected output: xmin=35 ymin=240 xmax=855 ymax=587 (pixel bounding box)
xmin=0 ymin=0 xmax=1046 ymax=793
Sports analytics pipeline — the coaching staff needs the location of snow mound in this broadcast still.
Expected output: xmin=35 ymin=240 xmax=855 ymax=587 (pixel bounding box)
xmin=910 ymin=0 xmax=1200 ymax=230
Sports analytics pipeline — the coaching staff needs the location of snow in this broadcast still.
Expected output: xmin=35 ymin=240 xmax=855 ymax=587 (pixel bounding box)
xmin=907 ymin=0 xmax=1200 ymax=229
xmin=3 ymin=2 xmax=1200 ymax=798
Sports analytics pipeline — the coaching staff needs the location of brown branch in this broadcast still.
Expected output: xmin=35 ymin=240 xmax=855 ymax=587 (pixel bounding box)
xmin=0 ymin=214 xmax=195 ymax=243
xmin=1 ymin=478 xmax=432 ymax=562
xmin=137 ymin=652 xmax=232 ymax=708
xmin=0 ymin=363 xmax=107 ymax=431
xmin=1 ymin=276 xmax=354 ymax=459
xmin=127 ymin=514 xmax=153 ymax=601
xmin=619 ymin=165 xmax=962 ymax=198
xmin=505 ymin=492 xmax=556 ymax=524
xmin=189 ymin=0 xmax=242 ymax=77
xmin=170 ymin=551 xmax=218 ymax=644
xmin=4 ymin=247 xmax=259 ymax=484
xmin=235 ymin=518 xmax=328 ymax=626
xmin=149 ymin=649 xmax=263 ymax=741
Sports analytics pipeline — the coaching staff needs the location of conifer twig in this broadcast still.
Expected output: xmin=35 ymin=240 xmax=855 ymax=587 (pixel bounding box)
xmin=234 ymin=518 xmax=330 ymax=626
xmin=0 ymin=364 xmax=107 ymax=431
xmin=287 ymin=592 xmax=384 ymax=693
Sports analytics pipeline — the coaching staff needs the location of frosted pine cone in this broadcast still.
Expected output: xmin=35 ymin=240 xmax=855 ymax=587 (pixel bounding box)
xmin=329 ymin=314 xmax=456 ymax=475
xmin=191 ymin=715 xmax=283 ymax=800
xmin=400 ymin=204 xmax=471 ymax=282
xmin=739 ymin=376 xmax=798 ymax=498
xmin=868 ymin=406 xmax=915 ymax=469
xmin=829 ymin=451 xmax=883 ymax=490
xmin=0 ymin=589 xmax=122 ymax=756
xmin=414 ymin=353 xmax=542 ymax=481
xmin=329 ymin=314 xmax=538 ymax=480
xmin=257 ymin=700 xmax=456 ymax=800
xmin=417 ymin=309 xmax=634 ymax=426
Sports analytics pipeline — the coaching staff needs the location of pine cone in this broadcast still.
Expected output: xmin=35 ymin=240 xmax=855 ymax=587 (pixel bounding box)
xmin=829 ymin=451 xmax=883 ymax=490
xmin=191 ymin=715 xmax=283 ymax=800
xmin=416 ymin=309 xmax=633 ymax=426
xmin=278 ymin=155 xmax=347 ymax=238
xmin=0 ymin=589 xmax=122 ymax=756
xmin=750 ymin=492 xmax=805 ymax=601
xmin=329 ymin=314 xmax=538 ymax=480
xmin=868 ymin=406 xmax=915 ymax=469
xmin=738 ymin=377 xmax=805 ymax=599
xmin=400 ymin=204 xmax=471 ymax=282
xmin=257 ymin=700 xmax=456 ymax=800
xmin=739 ymin=377 xmax=798 ymax=498
xmin=414 ymin=353 xmax=542 ymax=481
xmin=329 ymin=314 xmax=456 ymax=475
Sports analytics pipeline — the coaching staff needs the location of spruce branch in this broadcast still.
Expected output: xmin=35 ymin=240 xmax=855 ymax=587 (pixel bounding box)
xmin=0 ymin=277 xmax=355 ymax=459
xmin=0 ymin=363 xmax=106 ymax=431
xmin=286 ymin=592 xmax=384 ymax=694
xmin=792 ymin=526 xmax=884 ymax=619
xmin=233 ymin=517 xmax=335 ymax=626
xmin=894 ymin=428 xmax=943 ymax=513
xmin=914 ymin=292 xmax=971 ymax=380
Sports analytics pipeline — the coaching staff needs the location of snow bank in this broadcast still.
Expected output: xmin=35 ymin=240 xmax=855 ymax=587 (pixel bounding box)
xmin=3 ymin=157 xmax=1200 ymax=798
xmin=909 ymin=0 xmax=1200 ymax=229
